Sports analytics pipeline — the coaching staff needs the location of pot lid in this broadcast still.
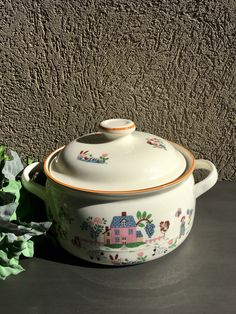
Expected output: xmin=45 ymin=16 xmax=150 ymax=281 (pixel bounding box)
xmin=45 ymin=119 xmax=189 ymax=193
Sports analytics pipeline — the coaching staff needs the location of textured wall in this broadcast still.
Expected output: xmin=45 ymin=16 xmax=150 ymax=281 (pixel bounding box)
xmin=1 ymin=0 xmax=235 ymax=180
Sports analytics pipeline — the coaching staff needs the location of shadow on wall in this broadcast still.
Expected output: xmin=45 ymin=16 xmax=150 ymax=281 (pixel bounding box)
xmin=1 ymin=1 xmax=235 ymax=180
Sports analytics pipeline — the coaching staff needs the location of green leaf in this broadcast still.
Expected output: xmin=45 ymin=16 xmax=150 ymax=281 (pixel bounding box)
xmin=0 ymin=249 xmax=10 ymax=264
xmin=2 ymin=180 xmax=22 ymax=203
xmin=0 ymin=221 xmax=24 ymax=235
xmin=27 ymin=157 xmax=34 ymax=165
xmin=146 ymin=214 xmax=152 ymax=220
xmin=0 ymin=263 xmax=24 ymax=280
xmin=0 ymin=191 xmax=16 ymax=206
xmin=136 ymin=211 xmax=142 ymax=219
xmin=21 ymin=240 xmax=34 ymax=257
xmin=142 ymin=211 xmax=147 ymax=219
xmin=19 ymin=221 xmax=52 ymax=235
xmin=0 ymin=234 xmax=29 ymax=280
xmin=0 ymin=180 xmax=22 ymax=222
xmin=0 ymin=202 xmax=18 ymax=221
xmin=2 ymin=150 xmax=23 ymax=180
xmin=0 ymin=145 xmax=10 ymax=163
xmin=0 ymin=146 xmax=51 ymax=280
xmin=138 ymin=223 xmax=145 ymax=228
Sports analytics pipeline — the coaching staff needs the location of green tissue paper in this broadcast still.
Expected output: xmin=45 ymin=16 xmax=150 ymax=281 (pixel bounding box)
xmin=0 ymin=145 xmax=51 ymax=280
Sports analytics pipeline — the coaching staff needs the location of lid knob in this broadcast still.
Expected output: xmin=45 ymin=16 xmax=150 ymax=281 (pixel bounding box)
xmin=99 ymin=119 xmax=136 ymax=140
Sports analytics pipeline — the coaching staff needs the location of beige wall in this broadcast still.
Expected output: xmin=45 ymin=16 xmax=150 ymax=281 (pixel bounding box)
xmin=1 ymin=0 xmax=235 ymax=180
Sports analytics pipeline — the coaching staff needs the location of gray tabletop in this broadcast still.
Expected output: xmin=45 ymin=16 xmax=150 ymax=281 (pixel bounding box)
xmin=1 ymin=181 xmax=236 ymax=314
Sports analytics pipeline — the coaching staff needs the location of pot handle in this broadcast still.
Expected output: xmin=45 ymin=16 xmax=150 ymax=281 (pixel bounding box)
xmin=194 ymin=159 xmax=218 ymax=198
xmin=21 ymin=162 xmax=47 ymax=202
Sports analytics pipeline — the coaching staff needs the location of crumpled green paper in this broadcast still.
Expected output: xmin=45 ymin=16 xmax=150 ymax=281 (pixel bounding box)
xmin=0 ymin=145 xmax=51 ymax=280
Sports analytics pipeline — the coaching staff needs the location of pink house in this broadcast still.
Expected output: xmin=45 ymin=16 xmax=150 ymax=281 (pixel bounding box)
xmin=103 ymin=212 xmax=143 ymax=245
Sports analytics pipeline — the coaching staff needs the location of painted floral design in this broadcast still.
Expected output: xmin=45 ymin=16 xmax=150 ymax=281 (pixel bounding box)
xmin=78 ymin=150 xmax=109 ymax=164
xmin=81 ymin=216 xmax=107 ymax=240
xmin=108 ymin=252 xmax=148 ymax=265
xmin=146 ymin=138 xmax=167 ymax=150
xmin=137 ymin=252 xmax=148 ymax=262
xmin=73 ymin=207 xmax=194 ymax=266
xmin=108 ymin=254 xmax=121 ymax=265
xmin=168 ymin=238 xmax=178 ymax=249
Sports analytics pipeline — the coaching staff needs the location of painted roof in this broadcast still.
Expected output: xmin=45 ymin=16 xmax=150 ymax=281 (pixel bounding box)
xmin=110 ymin=215 xmax=136 ymax=228
xmin=136 ymin=230 xmax=143 ymax=237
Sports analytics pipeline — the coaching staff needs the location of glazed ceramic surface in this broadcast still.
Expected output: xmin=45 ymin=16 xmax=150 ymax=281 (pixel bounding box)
xmin=22 ymin=119 xmax=218 ymax=266
xmin=46 ymin=118 xmax=187 ymax=192
xmin=45 ymin=174 xmax=196 ymax=265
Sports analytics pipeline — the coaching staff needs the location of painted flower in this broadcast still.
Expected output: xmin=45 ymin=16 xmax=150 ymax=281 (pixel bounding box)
xmin=137 ymin=252 xmax=144 ymax=257
xmin=147 ymin=138 xmax=159 ymax=145
xmin=101 ymin=153 xmax=108 ymax=157
xmin=93 ymin=217 xmax=102 ymax=225
xmin=78 ymin=150 xmax=109 ymax=164
xmin=147 ymin=138 xmax=167 ymax=150
xmin=168 ymin=239 xmax=173 ymax=245
xmin=99 ymin=152 xmax=109 ymax=162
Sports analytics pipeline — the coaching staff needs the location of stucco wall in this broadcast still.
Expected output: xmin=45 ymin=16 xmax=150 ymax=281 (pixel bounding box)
xmin=1 ymin=0 xmax=235 ymax=180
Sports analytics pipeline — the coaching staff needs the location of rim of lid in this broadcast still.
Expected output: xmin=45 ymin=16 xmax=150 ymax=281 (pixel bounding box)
xmin=43 ymin=142 xmax=195 ymax=195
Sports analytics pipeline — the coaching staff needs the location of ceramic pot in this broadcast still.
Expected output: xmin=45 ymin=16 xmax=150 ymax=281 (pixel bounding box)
xmin=22 ymin=119 xmax=218 ymax=265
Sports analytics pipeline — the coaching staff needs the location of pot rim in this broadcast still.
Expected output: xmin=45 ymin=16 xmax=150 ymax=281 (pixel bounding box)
xmin=43 ymin=142 xmax=196 ymax=195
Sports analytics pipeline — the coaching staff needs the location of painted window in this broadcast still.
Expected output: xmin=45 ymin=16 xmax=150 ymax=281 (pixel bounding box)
xmin=128 ymin=229 xmax=133 ymax=235
xmin=114 ymin=229 xmax=120 ymax=235
xmin=115 ymin=237 xmax=120 ymax=243
xmin=107 ymin=232 xmax=110 ymax=236
xmin=120 ymin=219 xmax=127 ymax=227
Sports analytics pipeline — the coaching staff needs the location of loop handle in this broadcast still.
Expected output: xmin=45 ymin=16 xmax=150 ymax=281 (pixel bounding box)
xmin=194 ymin=159 xmax=218 ymax=198
xmin=21 ymin=162 xmax=47 ymax=202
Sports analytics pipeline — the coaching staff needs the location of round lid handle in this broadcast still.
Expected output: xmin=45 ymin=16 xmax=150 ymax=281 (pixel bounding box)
xmin=99 ymin=119 xmax=136 ymax=140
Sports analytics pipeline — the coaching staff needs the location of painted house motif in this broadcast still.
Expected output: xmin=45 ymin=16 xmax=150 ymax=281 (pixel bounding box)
xmin=103 ymin=212 xmax=143 ymax=245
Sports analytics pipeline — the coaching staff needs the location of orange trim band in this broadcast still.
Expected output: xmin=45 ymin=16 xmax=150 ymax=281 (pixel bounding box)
xmin=99 ymin=123 xmax=136 ymax=132
xmin=43 ymin=143 xmax=196 ymax=195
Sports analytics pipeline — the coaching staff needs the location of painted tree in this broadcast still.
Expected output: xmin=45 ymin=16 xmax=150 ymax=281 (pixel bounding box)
xmin=136 ymin=211 xmax=155 ymax=238
xmin=81 ymin=216 xmax=107 ymax=241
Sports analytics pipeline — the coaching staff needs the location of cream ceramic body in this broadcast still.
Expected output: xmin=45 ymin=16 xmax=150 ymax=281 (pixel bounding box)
xmin=21 ymin=119 xmax=218 ymax=266
xmin=45 ymin=174 xmax=196 ymax=265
